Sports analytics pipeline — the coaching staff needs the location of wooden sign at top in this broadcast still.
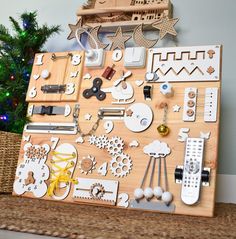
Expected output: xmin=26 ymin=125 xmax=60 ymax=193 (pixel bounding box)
xmin=77 ymin=0 xmax=172 ymax=31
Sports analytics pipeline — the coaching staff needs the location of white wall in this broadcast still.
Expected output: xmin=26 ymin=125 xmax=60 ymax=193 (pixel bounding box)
xmin=0 ymin=0 xmax=82 ymax=51
xmin=0 ymin=0 xmax=236 ymax=184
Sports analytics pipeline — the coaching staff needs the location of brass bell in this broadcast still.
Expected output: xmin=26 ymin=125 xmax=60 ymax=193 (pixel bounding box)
xmin=157 ymin=124 xmax=170 ymax=136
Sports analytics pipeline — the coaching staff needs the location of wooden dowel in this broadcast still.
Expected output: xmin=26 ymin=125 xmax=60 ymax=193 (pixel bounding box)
xmin=77 ymin=4 xmax=169 ymax=16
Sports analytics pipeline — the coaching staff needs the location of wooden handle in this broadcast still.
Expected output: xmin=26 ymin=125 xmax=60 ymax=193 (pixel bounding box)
xmin=77 ymin=4 xmax=169 ymax=16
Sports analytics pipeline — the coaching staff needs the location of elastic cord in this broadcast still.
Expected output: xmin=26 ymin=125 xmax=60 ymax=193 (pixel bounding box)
xmin=75 ymin=28 xmax=98 ymax=52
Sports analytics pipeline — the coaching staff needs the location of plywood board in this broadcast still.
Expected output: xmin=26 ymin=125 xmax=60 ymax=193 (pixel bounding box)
xmin=13 ymin=45 xmax=222 ymax=217
xmin=77 ymin=0 xmax=172 ymax=32
xmin=26 ymin=51 xmax=85 ymax=102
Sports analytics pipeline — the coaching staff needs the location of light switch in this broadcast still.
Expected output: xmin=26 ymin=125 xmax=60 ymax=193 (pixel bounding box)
xmin=85 ymin=49 xmax=105 ymax=68
xmin=124 ymin=47 xmax=146 ymax=68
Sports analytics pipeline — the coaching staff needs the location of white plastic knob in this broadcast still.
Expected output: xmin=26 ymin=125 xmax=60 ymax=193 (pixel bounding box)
xmin=134 ymin=188 xmax=144 ymax=200
xmin=86 ymin=50 xmax=96 ymax=59
xmin=144 ymin=187 xmax=154 ymax=200
xmin=162 ymin=191 xmax=173 ymax=204
xmin=29 ymin=87 xmax=37 ymax=98
xmin=160 ymin=82 xmax=173 ymax=97
xmin=145 ymin=72 xmax=159 ymax=82
xmin=153 ymin=186 xmax=163 ymax=199
xmin=41 ymin=69 xmax=50 ymax=79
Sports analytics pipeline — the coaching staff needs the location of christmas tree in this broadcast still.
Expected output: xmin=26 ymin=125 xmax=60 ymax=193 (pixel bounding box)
xmin=0 ymin=12 xmax=60 ymax=134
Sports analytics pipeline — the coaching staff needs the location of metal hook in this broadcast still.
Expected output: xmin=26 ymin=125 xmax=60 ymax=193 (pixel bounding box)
xmin=51 ymin=53 xmax=73 ymax=61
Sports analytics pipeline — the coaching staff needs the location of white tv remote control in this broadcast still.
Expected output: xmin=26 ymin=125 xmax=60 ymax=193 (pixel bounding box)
xmin=181 ymin=138 xmax=204 ymax=205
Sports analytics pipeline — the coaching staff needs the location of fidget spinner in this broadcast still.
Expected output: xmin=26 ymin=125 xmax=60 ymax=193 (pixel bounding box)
xmin=106 ymin=136 xmax=124 ymax=156
xmin=79 ymin=155 xmax=96 ymax=175
xmin=89 ymin=183 xmax=105 ymax=200
xmin=83 ymin=78 xmax=106 ymax=101
xmin=110 ymin=153 xmax=132 ymax=177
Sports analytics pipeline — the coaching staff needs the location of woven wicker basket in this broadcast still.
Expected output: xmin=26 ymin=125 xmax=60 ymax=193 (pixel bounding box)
xmin=0 ymin=131 xmax=21 ymax=193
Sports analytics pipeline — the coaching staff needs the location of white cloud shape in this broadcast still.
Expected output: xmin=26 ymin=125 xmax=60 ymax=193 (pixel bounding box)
xmin=143 ymin=140 xmax=171 ymax=158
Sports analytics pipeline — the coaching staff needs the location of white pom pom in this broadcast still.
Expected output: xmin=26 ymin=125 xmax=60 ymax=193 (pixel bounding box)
xmin=134 ymin=188 xmax=144 ymax=200
xmin=162 ymin=191 xmax=173 ymax=204
xmin=144 ymin=187 xmax=154 ymax=200
xmin=153 ymin=186 xmax=163 ymax=199
xmin=41 ymin=69 xmax=50 ymax=79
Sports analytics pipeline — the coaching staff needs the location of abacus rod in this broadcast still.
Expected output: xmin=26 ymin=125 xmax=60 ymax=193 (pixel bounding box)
xmin=149 ymin=157 xmax=156 ymax=188
xmin=140 ymin=156 xmax=152 ymax=189
xmin=163 ymin=157 xmax=169 ymax=192
xmin=158 ymin=157 xmax=161 ymax=187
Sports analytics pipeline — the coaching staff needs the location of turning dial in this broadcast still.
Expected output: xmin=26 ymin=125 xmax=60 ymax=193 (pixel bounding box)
xmin=89 ymin=183 xmax=105 ymax=200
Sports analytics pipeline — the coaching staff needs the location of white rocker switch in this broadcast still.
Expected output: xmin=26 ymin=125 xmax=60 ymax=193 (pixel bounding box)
xmin=85 ymin=49 xmax=105 ymax=68
xmin=124 ymin=47 xmax=146 ymax=68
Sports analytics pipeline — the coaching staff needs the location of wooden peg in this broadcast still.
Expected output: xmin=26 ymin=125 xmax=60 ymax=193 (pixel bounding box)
xmin=126 ymin=109 xmax=133 ymax=117
xmin=122 ymin=81 xmax=127 ymax=89
xmin=25 ymin=171 xmax=35 ymax=186
xmin=159 ymin=102 xmax=168 ymax=109
xmin=207 ymin=50 xmax=215 ymax=59
xmin=207 ymin=66 xmax=215 ymax=75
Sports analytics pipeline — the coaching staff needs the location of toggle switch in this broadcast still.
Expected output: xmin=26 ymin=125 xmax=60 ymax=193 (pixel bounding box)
xmin=124 ymin=47 xmax=146 ymax=68
xmin=85 ymin=49 xmax=105 ymax=68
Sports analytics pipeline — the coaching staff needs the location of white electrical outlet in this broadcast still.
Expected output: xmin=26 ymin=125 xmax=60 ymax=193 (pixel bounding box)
xmin=85 ymin=49 xmax=105 ymax=68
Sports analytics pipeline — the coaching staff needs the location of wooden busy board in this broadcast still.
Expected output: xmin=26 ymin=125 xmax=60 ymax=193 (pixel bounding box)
xmin=13 ymin=45 xmax=222 ymax=217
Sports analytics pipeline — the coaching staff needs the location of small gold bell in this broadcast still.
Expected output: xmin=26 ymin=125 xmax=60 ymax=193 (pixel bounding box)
xmin=157 ymin=124 xmax=170 ymax=136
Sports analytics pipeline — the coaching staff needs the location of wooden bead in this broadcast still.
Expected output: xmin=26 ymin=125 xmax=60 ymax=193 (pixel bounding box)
xmin=134 ymin=188 xmax=144 ymax=200
xmin=144 ymin=187 xmax=154 ymax=200
xmin=162 ymin=191 xmax=173 ymax=204
xmin=154 ymin=186 xmax=163 ymax=199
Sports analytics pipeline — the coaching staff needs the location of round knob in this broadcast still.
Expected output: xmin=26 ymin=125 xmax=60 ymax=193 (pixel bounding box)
xmin=41 ymin=69 xmax=50 ymax=79
xmin=145 ymin=72 xmax=159 ymax=82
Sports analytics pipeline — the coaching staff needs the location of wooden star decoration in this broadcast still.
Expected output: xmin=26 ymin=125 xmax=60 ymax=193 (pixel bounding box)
xmin=152 ymin=17 xmax=179 ymax=40
xmin=107 ymin=27 xmax=131 ymax=50
xmin=126 ymin=109 xmax=133 ymax=117
xmin=67 ymin=18 xmax=84 ymax=40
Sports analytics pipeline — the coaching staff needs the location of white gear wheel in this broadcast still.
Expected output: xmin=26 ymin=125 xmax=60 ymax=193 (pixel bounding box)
xmin=106 ymin=136 xmax=124 ymax=156
xmin=110 ymin=153 xmax=132 ymax=177
xmin=88 ymin=135 xmax=97 ymax=145
xmin=95 ymin=135 xmax=109 ymax=149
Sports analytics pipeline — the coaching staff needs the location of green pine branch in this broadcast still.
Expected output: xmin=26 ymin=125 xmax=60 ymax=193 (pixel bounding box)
xmin=0 ymin=11 xmax=61 ymax=134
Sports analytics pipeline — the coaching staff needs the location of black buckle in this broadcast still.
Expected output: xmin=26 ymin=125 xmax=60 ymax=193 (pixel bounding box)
xmin=143 ymin=86 xmax=152 ymax=100
xmin=40 ymin=106 xmax=54 ymax=115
